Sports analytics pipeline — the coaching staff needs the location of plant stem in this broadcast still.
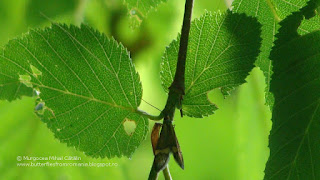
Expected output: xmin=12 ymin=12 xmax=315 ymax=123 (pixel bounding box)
xmin=171 ymin=0 xmax=194 ymax=94
xmin=140 ymin=0 xmax=194 ymax=122
xmin=148 ymin=0 xmax=194 ymax=179
xmin=161 ymin=0 xmax=194 ymax=122
xmin=163 ymin=166 xmax=172 ymax=180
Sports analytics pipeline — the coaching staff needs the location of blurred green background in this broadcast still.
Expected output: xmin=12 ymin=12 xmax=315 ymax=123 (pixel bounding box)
xmin=0 ymin=0 xmax=272 ymax=179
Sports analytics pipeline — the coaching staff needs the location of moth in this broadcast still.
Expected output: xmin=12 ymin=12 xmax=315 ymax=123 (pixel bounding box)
xmin=150 ymin=121 xmax=184 ymax=173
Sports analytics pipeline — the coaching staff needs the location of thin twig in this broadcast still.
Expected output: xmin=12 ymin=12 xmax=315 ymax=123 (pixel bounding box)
xmin=163 ymin=166 xmax=172 ymax=180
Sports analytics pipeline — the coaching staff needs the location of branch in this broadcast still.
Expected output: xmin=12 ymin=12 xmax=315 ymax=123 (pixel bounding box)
xmin=148 ymin=0 xmax=194 ymax=179
xmin=171 ymin=0 xmax=194 ymax=93
xmin=163 ymin=166 xmax=172 ymax=180
xmin=161 ymin=0 xmax=194 ymax=121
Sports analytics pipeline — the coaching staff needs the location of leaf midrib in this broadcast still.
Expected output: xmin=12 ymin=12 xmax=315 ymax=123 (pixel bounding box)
xmin=1 ymin=24 xmax=140 ymax=113
xmin=31 ymin=82 xmax=137 ymax=113
xmin=266 ymin=0 xmax=281 ymax=21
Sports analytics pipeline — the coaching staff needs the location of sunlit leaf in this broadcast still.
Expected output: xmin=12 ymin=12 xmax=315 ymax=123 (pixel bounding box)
xmin=0 ymin=24 xmax=148 ymax=158
xmin=160 ymin=11 xmax=261 ymax=117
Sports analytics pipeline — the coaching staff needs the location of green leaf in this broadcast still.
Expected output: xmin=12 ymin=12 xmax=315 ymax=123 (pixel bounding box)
xmin=232 ymin=0 xmax=309 ymax=109
xmin=0 ymin=70 xmax=34 ymax=101
xmin=0 ymin=24 xmax=148 ymax=158
xmin=124 ymin=0 xmax=168 ymax=26
xmin=160 ymin=11 xmax=262 ymax=117
xmin=298 ymin=14 xmax=320 ymax=35
xmin=265 ymin=2 xmax=320 ymax=179
xmin=271 ymin=0 xmax=309 ymax=19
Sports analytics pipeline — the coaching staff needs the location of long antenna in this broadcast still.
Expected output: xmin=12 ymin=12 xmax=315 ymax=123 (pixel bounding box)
xmin=142 ymin=99 xmax=161 ymax=111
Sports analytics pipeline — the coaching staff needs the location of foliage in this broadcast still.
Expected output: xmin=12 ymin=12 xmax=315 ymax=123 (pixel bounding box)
xmin=0 ymin=2 xmax=262 ymax=158
xmin=265 ymin=1 xmax=320 ymax=179
xmin=0 ymin=24 xmax=148 ymax=158
xmin=161 ymin=11 xmax=261 ymax=117
xmin=0 ymin=0 xmax=320 ymax=179
xmin=232 ymin=0 xmax=309 ymax=108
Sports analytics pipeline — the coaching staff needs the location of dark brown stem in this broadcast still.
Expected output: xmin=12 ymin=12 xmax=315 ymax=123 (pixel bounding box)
xmin=148 ymin=0 xmax=194 ymax=179
xmin=161 ymin=0 xmax=194 ymax=122
xmin=170 ymin=0 xmax=194 ymax=94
